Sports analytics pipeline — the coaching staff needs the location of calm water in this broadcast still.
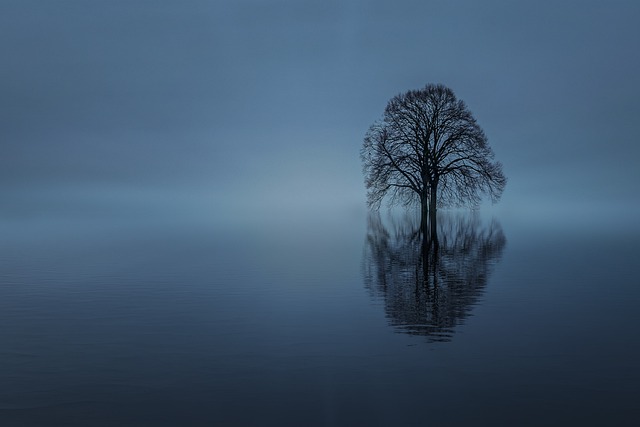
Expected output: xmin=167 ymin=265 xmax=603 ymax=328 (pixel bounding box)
xmin=1 ymin=211 xmax=639 ymax=426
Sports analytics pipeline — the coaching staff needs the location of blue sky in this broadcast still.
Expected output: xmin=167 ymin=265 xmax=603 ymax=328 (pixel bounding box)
xmin=2 ymin=1 xmax=639 ymax=222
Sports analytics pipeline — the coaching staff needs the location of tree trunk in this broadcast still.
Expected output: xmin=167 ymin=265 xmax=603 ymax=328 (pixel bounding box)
xmin=420 ymin=192 xmax=429 ymax=232
xmin=429 ymin=182 xmax=438 ymax=240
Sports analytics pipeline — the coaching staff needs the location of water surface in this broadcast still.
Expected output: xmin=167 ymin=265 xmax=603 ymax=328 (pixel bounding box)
xmin=1 ymin=211 xmax=638 ymax=426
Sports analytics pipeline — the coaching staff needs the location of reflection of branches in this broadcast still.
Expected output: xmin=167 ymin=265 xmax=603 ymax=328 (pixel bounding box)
xmin=363 ymin=212 xmax=506 ymax=342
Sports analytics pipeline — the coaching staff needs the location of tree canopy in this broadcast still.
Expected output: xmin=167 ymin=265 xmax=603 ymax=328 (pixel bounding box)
xmin=361 ymin=84 xmax=506 ymax=229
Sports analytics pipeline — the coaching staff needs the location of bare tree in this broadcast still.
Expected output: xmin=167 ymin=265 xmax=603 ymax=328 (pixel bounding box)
xmin=361 ymin=84 xmax=506 ymax=233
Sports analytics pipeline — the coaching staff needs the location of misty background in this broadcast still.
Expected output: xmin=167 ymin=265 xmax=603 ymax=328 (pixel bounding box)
xmin=2 ymin=0 xmax=639 ymax=227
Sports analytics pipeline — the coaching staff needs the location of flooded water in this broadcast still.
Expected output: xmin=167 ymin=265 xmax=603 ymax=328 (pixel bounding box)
xmin=1 ymin=210 xmax=639 ymax=426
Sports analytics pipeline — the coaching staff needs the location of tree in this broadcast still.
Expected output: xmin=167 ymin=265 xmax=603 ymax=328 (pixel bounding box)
xmin=361 ymin=84 xmax=506 ymax=234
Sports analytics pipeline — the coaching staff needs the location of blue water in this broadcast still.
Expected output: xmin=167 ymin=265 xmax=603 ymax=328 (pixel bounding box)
xmin=1 ymin=211 xmax=638 ymax=426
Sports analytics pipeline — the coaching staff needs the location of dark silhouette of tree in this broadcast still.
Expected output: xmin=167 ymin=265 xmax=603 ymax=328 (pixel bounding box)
xmin=361 ymin=84 xmax=506 ymax=233
xmin=363 ymin=212 xmax=506 ymax=342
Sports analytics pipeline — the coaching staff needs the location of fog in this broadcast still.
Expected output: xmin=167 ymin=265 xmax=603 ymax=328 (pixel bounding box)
xmin=2 ymin=1 xmax=639 ymax=225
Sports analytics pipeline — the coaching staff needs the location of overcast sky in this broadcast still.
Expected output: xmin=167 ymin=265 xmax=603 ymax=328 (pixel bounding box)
xmin=2 ymin=1 xmax=639 ymax=222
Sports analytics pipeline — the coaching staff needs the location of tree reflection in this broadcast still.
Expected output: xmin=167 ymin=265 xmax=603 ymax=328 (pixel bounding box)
xmin=363 ymin=212 xmax=506 ymax=342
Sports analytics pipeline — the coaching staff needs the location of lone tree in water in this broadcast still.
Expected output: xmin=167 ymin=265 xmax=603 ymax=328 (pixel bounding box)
xmin=361 ymin=83 xmax=506 ymax=234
